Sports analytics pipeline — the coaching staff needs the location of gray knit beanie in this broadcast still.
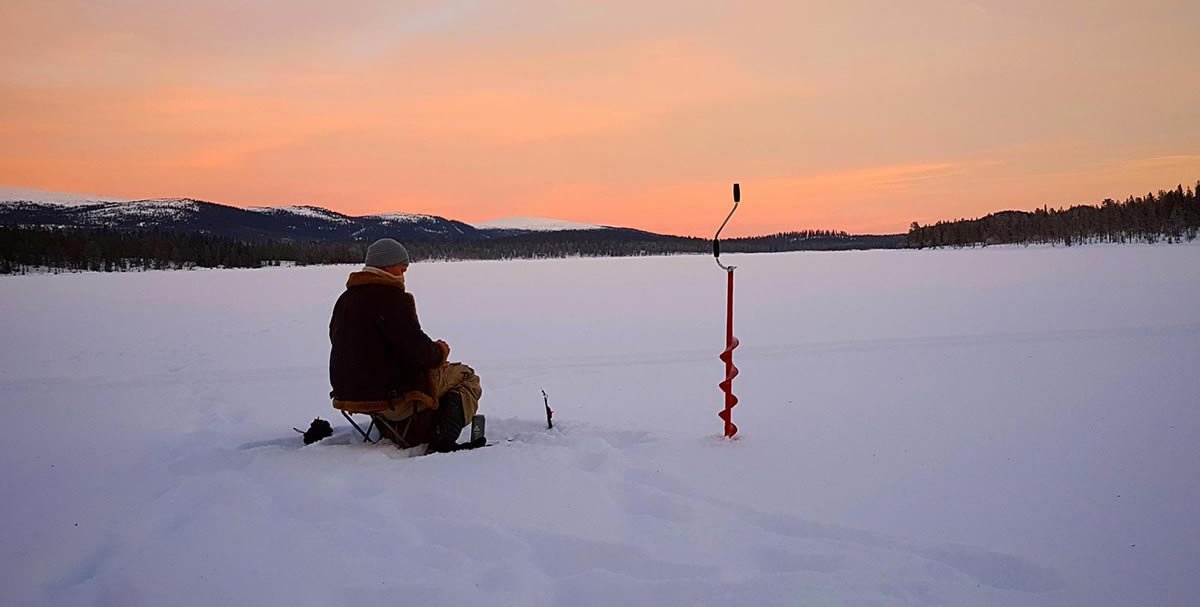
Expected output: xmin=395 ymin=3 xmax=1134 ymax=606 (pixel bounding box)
xmin=364 ymin=238 xmax=411 ymax=268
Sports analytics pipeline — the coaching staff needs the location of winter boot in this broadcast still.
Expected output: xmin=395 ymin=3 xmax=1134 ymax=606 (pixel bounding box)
xmin=428 ymin=391 xmax=467 ymax=453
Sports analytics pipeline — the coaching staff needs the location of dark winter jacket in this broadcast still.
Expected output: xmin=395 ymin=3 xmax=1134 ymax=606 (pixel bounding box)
xmin=329 ymin=267 xmax=445 ymax=401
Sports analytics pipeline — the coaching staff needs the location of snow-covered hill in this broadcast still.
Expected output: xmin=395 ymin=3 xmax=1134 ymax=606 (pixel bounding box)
xmin=78 ymin=198 xmax=204 ymax=223
xmin=2 ymin=245 xmax=1198 ymax=606
xmin=367 ymin=212 xmax=441 ymax=224
xmin=246 ymin=205 xmax=355 ymax=224
xmin=472 ymin=216 xmax=603 ymax=231
xmin=0 ymin=185 xmax=129 ymax=206
xmin=1 ymin=187 xmax=631 ymax=246
xmin=0 ymin=191 xmax=485 ymax=242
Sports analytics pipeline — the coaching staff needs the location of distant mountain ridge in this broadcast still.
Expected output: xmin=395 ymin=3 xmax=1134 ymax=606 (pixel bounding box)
xmin=0 ymin=189 xmax=907 ymax=266
xmin=0 ymin=195 xmax=601 ymax=242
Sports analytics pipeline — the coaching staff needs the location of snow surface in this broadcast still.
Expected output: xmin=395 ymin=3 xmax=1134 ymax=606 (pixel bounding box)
xmin=473 ymin=216 xmax=603 ymax=231
xmin=1 ymin=245 xmax=1198 ymax=606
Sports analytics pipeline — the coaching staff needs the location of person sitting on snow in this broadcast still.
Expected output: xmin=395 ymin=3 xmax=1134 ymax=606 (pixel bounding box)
xmin=328 ymin=238 xmax=482 ymax=452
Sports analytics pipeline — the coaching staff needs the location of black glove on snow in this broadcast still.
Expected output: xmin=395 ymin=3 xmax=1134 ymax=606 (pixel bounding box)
xmin=302 ymin=418 xmax=333 ymax=444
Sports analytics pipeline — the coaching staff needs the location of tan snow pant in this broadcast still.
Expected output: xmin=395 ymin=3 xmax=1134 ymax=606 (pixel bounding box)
xmin=376 ymin=362 xmax=481 ymax=426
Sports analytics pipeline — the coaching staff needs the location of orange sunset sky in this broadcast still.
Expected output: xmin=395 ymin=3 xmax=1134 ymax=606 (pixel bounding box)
xmin=2 ymin=1 xmax=1198 ymax=237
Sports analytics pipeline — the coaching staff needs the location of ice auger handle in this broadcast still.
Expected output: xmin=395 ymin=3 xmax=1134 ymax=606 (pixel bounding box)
xmin=713 ymin=183 xmax=740 ymax=271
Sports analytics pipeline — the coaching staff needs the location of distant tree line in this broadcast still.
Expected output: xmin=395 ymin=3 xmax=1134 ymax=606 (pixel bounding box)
xmin=0 ymin=227 xmax=368 ymax=274
xmin=0 ymin=225 xmax=900 ymax=275
xmin=409 ymin=229 xmax=902 ymax=260
xmin=719 ymin=230 xmax=905 ymax=252
xmin=408 ymin=229 xmax=708 ymax=260
xmin=907 ymin=182 xmax=1200 ymax=248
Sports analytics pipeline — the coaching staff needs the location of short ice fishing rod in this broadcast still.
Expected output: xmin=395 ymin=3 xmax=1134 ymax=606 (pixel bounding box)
xmin=714 ymin=183 xmax=741 ymax=438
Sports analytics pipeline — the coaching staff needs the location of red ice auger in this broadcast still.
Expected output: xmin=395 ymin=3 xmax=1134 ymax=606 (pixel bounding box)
xmin=714 ymin=183 xmax=741 ymax=438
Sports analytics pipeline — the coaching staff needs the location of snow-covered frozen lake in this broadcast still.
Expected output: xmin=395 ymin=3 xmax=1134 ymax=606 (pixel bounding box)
xmin=2 ymin=244 xmax=1198 ymax=606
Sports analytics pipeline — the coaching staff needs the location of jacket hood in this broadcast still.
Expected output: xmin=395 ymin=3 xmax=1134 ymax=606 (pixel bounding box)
xmin=346 ymin=266 xmax=406 ymax=290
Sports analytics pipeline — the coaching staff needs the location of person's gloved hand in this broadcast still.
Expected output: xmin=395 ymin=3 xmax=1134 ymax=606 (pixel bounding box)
xmin=435 ymin=340 xmax=451 ymax=366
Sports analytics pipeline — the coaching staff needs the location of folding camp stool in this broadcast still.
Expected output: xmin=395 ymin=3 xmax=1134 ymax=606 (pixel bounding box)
xmin=331 ymin=391 xmax=435 ymax=447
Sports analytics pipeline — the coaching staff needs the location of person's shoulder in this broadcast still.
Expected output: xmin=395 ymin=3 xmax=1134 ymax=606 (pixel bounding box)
xmin=395 ymin=290 xmax=416 ymax=306
xmin=350 ymin=283 xmax=412 ymax=303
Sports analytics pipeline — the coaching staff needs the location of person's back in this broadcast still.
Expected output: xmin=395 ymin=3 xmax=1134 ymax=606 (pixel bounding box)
xmin=328 ymin=238 xmax=483 ymax=451
xmin=329 ymin=265 xmax=442 ymax=401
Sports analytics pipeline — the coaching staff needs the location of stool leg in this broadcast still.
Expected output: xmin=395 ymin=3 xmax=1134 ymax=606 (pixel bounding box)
xmin=340 ymin=411 xmax=377 ymax=443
